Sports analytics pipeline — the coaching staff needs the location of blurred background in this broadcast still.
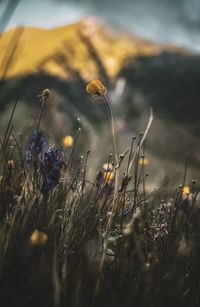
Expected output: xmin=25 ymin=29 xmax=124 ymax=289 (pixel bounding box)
xmin=0 ymin=0 xmax=200 ymax=188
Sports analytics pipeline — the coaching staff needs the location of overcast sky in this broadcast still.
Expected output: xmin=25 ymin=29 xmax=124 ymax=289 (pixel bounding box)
xmin=1 ymin=0 xmax=200 ymax=52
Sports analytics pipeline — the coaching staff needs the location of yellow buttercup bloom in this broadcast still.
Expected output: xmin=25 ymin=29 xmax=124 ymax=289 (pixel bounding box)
xmin=139 ymin=158 xmax=149 ymax=166
xmin=86 ymin=80 xmax=106 ymax=97
xmin=30 ymin=230 xmax=48 ymax=246
xmin=103 ymin=171 xmax=114 ymax=184
xmin=63 ymin=135 xmax=73 ymax=147
xmin=182 ymin=186 xmax=190 ymax=196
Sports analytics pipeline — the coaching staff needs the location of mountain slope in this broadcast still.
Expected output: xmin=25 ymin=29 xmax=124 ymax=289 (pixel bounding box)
xmin=0 ymin=17 xmax=184 ymax=81
xmin=0 ymin=18 xmax=200 ymax=175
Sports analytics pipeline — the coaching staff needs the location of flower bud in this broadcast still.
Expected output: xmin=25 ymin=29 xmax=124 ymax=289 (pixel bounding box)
xmin=30 ymin=230 xmax=48 ymax=246
xmin=42 ymin=88 xmax=50 ymax=99
xmin=86 ymin=80 xmax=106 ymax=97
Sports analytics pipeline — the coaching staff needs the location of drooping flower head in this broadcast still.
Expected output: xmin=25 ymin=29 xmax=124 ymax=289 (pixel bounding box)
xmin=86 ymin=80 xmax=106 ymax=98
xmin=86 ymin=80 xmax=118 ymax=165
xmin=40 ymin=146 xmax=64 ymax=193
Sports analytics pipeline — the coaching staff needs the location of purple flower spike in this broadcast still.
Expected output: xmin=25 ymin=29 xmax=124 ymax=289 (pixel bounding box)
xmin=40 ymin=146 xmax=64 ymax=193
xmin=26 ymin=129 xmax=46 ymax=166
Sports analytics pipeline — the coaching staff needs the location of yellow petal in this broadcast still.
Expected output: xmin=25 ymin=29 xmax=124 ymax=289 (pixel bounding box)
xmin=182 ymin=186 xmax=190 ymax=196
xmin=139 ymin=158 xmax=149 ymax=166
xmin=63 ymin=135 xmax=73 ymax=147
xmin=103 ymin=171 xmax=114 ymax=184
xmin=86 ymin=80 xmax=106 ymax=97
xmin=30 ymin=230 xmax=48 ymax=246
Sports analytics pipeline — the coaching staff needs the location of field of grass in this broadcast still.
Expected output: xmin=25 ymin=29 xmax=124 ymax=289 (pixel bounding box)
xmin=0 ymin=85 xmax=199 ymax=307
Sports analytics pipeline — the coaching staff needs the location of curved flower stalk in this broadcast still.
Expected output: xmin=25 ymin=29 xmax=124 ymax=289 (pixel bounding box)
xmin=40 ymin=146 xmax=64 ymax=193
xmin=87 ymin=80 xmax=121 ymax=287
xmin=86 ymin=80 xmax=118 ymax=165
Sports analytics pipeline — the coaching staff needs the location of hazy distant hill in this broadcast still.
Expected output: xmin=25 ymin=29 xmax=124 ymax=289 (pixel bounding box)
xmin=120 ymin=51 xmax=200 ymax=132
xmin=0 ymin=17 xmax=183 ymax=81
xmin=0 ymin=16 xmax=189 ymax=127
xmin=1 ymin=17 xmax=200 ymax=175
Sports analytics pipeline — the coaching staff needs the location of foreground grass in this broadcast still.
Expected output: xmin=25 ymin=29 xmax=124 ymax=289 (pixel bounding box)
xmin=0 ymin=95 xmax=200 ymax=307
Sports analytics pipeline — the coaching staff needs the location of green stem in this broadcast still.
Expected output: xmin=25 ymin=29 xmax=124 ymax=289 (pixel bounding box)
xmin=102 ymin=95 xmax=118 ymax=165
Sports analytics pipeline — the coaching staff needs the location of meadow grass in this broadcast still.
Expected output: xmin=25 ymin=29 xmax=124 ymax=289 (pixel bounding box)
xmin=0 ymin=88 xmax=199 ymax=307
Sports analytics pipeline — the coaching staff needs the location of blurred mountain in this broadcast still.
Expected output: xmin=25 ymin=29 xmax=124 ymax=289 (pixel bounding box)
xmin=0 ymin=16 xmax=189 ymax=128
xmin=1 ymin=17 xmax=200 ymax=176
xmin=120 ymin=51 xmax=200 ymax=132
xmin=0 ymin=17 xmax=183 ymax=81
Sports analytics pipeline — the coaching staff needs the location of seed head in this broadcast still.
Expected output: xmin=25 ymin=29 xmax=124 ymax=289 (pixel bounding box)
xmin=7 ymin=160 xmax=14 ymax=168
xmin=119 ymin=154 xmax=124 ymax=160
xmin=107 ymin=211 xmax=112 ymax=217
xmin=37 ymin=89 xmax=51 ymax=102
xmin=42 ymin=88 xmax=50 ymax=99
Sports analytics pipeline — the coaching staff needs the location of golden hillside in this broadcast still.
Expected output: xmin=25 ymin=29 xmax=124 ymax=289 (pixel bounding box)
xmin=0 ymin=17 xmax=184 ymax=81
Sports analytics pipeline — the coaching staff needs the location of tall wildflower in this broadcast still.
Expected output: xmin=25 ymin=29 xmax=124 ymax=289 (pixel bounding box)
xmin=86 ymin=80 xmax=106 ymax=98
xmin=26 ymin=88 xmax=50 ymax=171
xmin=40 ymin=146 xmax=64 ymax=193
xmin=86 ymin=80 xmax=118 ymax=164
xmin=26 ymin=129 xmax=46 ymax=170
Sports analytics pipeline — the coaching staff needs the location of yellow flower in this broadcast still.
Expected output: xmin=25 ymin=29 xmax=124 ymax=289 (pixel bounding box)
xmin=86 ymin=80 xmax=106 ymax=97
xmin=182 ymin=186 xmax=190 ymax=196
xmin=103 ymin=171 xmax=114 ymax=184
xmin=139 ymin=158 xmax=149 ymax=166
xmin=103 ymin=163 xmax=114 ymax=172
xmin=63 ymin=135 xmax=73 ymax=147
xmin=30 ymin=230 xmax=48 ymax=246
